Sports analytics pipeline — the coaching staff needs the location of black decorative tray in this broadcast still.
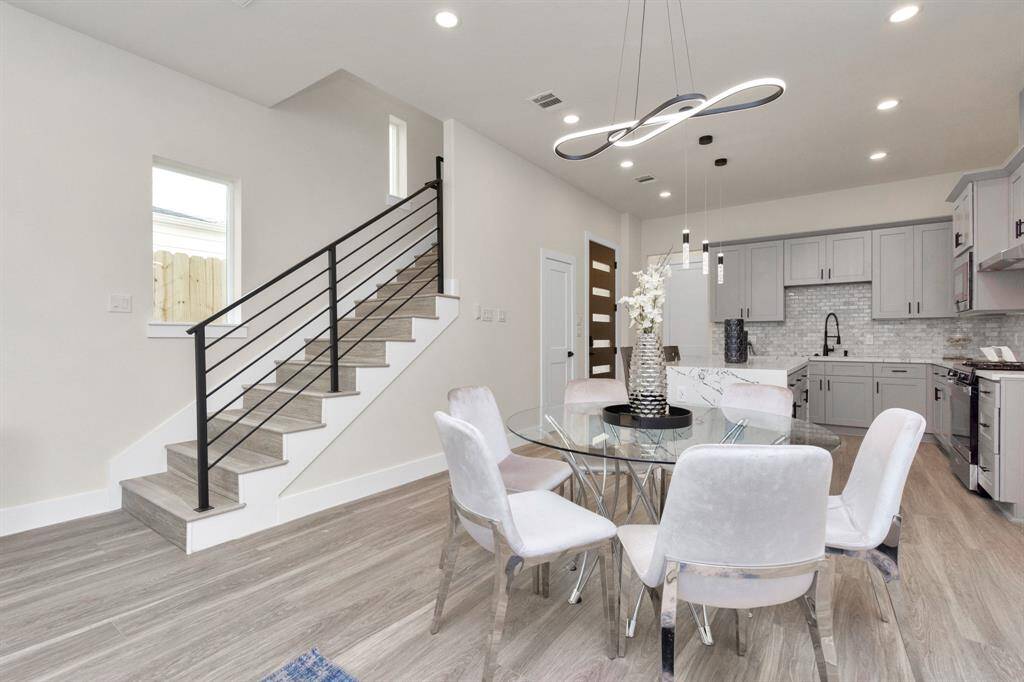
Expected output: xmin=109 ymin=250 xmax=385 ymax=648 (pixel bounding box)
xmin=602 ymin=404 xmax=693 ymax=430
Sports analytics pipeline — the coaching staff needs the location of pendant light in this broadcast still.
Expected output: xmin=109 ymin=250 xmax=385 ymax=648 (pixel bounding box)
xmin=701 ymin=174 xmax=710 ymax=275
xmin=702 ymin=240 xmax=710 ymax=275
xmin=681 ymin=144 xmax=690 ymax=268
xmin=716 ymin=165 xmax=725 ymax=285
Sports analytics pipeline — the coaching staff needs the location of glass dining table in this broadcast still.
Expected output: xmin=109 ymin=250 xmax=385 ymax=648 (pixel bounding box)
xmin=505 ymin=401 xmax=842 ymax=642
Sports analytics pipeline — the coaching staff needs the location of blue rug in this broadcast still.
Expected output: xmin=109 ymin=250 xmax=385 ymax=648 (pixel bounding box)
xmin=261 ymin=648 xmax=358 ymax=682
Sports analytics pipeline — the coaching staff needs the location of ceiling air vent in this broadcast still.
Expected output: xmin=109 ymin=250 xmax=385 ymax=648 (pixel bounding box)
xmin=634 ymin=175 xmax=656 ymax=184
xmin=528 ymin=91 xmax=564 ymax=110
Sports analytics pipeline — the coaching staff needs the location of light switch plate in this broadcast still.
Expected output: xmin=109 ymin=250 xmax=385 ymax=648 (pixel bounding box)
xmin=497 ymin=309 xmax=507 ymax=323
xmin=108 ymin=293 xmax=132 ymax=313
xmin=473 ymin=304 xmax=482 ymax=320
xmin=481 ymin=308 xmax=494 ymax=322
xmin=864 ymin=334 xmax=873 ymax=345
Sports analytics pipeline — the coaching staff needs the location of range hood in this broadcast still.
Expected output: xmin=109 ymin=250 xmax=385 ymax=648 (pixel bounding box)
xmin=979 ymin=243 xmax=1024 ymax=271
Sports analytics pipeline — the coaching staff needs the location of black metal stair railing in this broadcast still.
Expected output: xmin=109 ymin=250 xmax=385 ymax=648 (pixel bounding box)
xmin=186 ymin=156 xmax=444 ymax=512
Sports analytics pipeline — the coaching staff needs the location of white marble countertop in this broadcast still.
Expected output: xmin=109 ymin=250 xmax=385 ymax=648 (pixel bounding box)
xmin=976 ymin=369 xmax=1024 ymax=381
xmin=807 ymin=355 xmax=961 ymax=369
xmin=668 ymin=355 xmax=808 ymax=373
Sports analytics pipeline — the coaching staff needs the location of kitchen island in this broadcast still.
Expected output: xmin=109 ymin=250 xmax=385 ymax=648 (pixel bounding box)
xmin=667 ymin=356 xmax=808 ymax=407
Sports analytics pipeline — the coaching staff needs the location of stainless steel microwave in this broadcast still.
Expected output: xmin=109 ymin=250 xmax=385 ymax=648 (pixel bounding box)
xmin=953 ymin=251 xmax=973 ymax=313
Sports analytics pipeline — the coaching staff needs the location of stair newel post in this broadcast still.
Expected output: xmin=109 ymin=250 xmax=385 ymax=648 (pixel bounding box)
xmin=192 ymin=325 xmax=213 ymax=513
xmin=434 ymin=155 xmax=444 ymax=294
xmin=327 ymin=246 xmax=341 ymax=393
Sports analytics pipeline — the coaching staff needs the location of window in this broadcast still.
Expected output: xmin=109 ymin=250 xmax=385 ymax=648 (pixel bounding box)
xmin=151 ymin=162 xmax=234 ymax=324
xmin=388 ymin=114 xmax=408 ymax=201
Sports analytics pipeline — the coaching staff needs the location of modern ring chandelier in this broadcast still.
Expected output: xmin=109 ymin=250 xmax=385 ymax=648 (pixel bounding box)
xmin=553 ymin=0 xmax=786 ymax=161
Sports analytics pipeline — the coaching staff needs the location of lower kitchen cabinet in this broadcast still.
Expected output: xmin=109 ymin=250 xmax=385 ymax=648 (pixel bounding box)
xmin=808 ymin=374 xmax=825 ymax=423
xmin=874 ymin=377 xmax=927 ymax=417
xmin=824 ymin=375 xmax=875 ymax=427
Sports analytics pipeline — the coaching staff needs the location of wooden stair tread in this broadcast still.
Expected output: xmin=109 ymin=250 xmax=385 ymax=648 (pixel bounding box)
xmin=210 ymin=409 xmax=325 ymax=434
xmin=275 ymin=358 xmax=389 ymax=369
xmin=243 ymin=383 xmax=360 ymax=399
xmin=121 ymin=472 xmax=244 ymax=522
xmin=341 ymin=313 xmax=439 ymax=321
xmin=355 ymin=292 xmax=459 ymax=304
xmin=166 ymin=441 xmax=287 ymax=475
xmin=305 ymin=336 xmax=415 ymax=344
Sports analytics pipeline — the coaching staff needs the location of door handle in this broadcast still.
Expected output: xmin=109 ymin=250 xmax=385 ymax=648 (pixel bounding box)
xmin=917 ymin=301 xmax=920 ymax=314
xmin=908 ymin=301 xmax=911 ymax=314
xmin=876 ymin=381 xmax=879 ymax=394
xmin=820 ymin=268 xmax=823 ymax=280
xmin=828 ymin=267 xmax=831 ymax=279
xmin=567 ymin=351 xmax=575 ymax=358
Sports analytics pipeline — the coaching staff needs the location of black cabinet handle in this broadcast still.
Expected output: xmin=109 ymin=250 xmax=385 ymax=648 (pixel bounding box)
xmin=828 ymin=267 xmax=831 ymax=279
xmin=1016 ymin=219 xmax=1023 ymax=239
xmin=827 ymin=380 xmax=831 ymax=391
xmin=954 ymin=231 xmax=963 ymax=247
xmin=979 ymin=389 xmax=991 ymax=395
xmin=819 ymin=378 xmax=823 ymax=390
xmin=934 ymin=387 xmax=940 ymax=401
xmin=908 ymin=301 xmax=911 ymax=314
xmin=876 ymin=381 xmax=880 ymax=394
xmin=820 ymin=268 xmax=824 ymax=280
xmin=891 ymin=369 xmax=908 ymax=373
xmin=979 ymin=422 xmax=990 ymax=428
xmin=746 ymin=307 xmax=750 ymax=318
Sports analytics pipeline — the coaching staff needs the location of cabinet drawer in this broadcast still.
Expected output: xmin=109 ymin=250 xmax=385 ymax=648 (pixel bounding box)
xmin=977 ymin=378 xmax=1001 ymax=407
xmin=825 ymin=362 xmax=873 ymax=377
xmin=807 ymin=361 xmax=825 ymax=375
xmin=875 ymin=363 xmax=926 ymax=379
xmin=978 ymin=440 xmax=998 ymax=498
xmin=978 ymin=399 xmax=999 ymax=455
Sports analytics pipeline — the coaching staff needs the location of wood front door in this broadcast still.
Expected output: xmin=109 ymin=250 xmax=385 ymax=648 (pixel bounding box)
xmin=588 ymin=241 xmax=617 ymax=378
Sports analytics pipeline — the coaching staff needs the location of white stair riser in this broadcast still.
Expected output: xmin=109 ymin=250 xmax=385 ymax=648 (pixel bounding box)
xmin=355 ymin=295 xmax=437 ymax=318
xmin=243 ymin=386 xmax=325 ymax=421
xmin=166 ymin=448 xmax=239 ymax=501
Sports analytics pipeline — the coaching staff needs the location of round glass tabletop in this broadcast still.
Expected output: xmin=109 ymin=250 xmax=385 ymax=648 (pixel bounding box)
xmin=506 ymin=402 xmax=842 ymax=466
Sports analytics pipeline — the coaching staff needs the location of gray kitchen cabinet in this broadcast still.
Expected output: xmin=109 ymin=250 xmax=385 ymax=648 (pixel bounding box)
xmin=873 ymin=377 xmax=927 ymax=419
xmin=872 ymin=223 xmax=955 ymax=319
xmin=784 ymin=236 xmax=826 ymax=286
xmin=872 ymin=226 xmax=915 ymax=318
xmin=824 ymin=375 xmax=874 ymax=428
xmin=825 ymin=231 xmax=872 ymax=283
xmin=808 ymin=374 xmax=825 ymax=424
xmin=1010 ymin=163 xmax=1023 ymax=248
xmin=951 ymin=183 xmax=974 ymax=257
xmin=927 ymin=366 xmax=946 ymax=435
xmin=915 ymin=223 xmax=955 ymax=317
xmin=783 ymin=231 xmax=870 ymax=286
xmin=710 ymin=245 xmax=746 ymax=322
xmin=746 ymin=241 xmax=785 ymax=321
xmin=710 ymin=242 xmax=783 ymax=322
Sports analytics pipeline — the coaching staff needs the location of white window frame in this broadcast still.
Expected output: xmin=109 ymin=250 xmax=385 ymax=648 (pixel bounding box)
xmin=148 ymin=157 xmax=245 ymax=338
xmin=387 ymin=114 xmax=408 ymax=205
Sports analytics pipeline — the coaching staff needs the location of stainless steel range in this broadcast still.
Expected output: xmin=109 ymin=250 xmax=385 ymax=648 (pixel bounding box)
xmin=946 ymin=359 xmax=1024 ymax=491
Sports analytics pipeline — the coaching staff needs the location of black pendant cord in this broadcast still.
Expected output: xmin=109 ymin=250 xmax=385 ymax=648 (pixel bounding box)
xmin=666 ymin=0 xmax=680 ymax=96
xmin=678 ymin=0 xmax=696 ymax=91
xmin=611 ymin=0 xmax=632 ymax=123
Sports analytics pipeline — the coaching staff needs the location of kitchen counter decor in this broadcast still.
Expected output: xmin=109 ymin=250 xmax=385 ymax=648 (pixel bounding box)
xmin=724 ymin=318 xmax=748 ymax=363
xmin=620 ymin=257 xmax=671 ymax=417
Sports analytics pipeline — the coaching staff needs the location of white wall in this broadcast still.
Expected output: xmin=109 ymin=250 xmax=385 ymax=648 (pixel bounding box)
xmin=286 ymin=120 xmax=623 ymax=492
xmin=0 ymin=4 xmax=442 ymax=510
xmin=641 ymin=171 xmax=960 ymax=256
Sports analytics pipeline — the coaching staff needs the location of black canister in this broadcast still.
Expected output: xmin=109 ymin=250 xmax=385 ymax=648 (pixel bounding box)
xmin=724 ymin=318 xmax=747 ymax=363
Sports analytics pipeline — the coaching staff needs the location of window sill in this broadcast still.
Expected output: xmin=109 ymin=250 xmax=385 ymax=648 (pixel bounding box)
xmin=147 ymin=322 xmax=248 ymax=339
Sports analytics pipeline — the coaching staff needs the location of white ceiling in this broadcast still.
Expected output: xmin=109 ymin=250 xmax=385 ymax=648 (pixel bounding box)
xmin=15 ymin=0 xmax=1024 ymax=219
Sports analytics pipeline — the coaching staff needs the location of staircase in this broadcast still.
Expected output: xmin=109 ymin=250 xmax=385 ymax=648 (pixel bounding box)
xmin=119 ymin=161 xmax=457 ymax=552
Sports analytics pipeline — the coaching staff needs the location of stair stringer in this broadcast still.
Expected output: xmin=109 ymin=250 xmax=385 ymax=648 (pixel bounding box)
xmin=185 ymin=296 xmax=458 ymax=553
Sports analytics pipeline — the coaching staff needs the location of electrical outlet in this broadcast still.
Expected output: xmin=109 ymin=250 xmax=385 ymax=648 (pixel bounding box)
xmin=481 ymin=308 xmax=494 ymax=322
xmin=864 ymin=334 xmax=874 ymax=345
xmin=497 ymin=309 xmax=507 ymax=323
xmin=474 ymin=304 xmax=482 ymax=320
xmin=108 ymin=294 xmax=132 ymax=313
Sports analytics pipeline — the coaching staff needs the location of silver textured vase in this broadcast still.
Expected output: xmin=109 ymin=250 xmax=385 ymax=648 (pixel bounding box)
xmin=628 ymin=331 xmax=668 ymax=416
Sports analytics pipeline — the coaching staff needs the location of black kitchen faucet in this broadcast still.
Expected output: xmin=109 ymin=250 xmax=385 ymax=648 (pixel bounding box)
xmin=823 ymin=312 xmax=841 ymax=356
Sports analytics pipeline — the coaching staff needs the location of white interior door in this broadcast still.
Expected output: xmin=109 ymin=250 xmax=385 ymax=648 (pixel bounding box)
xmin=542 ymin=253 xmax=575 ymax=406
xmin=662 ymin=259 xmax=711 ymax=357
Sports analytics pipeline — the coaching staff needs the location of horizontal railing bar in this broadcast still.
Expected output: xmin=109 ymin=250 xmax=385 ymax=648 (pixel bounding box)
xmin=333 ymin=200 xmax=434 ymax=269
xmin=334 ymin=212 xmax=436 ymax=286
xmin=205 ymin=266 xmax=330 ymax=351
xmin=187 ymin=183 xmax=436 ymax=334
xmin=207 ymin=259 xmax=439 ymax=463
xmin=206 ymin=286 xmax=329 ymax=373
xmin=335 ymin=225 xmax=436 ymax=305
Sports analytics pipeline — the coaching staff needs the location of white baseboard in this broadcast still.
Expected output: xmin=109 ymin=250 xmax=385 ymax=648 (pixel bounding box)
xmin=277 ymin=452 xmax=448 ymax=524
xmin=0 ymin=488 xmax=115 ymax=536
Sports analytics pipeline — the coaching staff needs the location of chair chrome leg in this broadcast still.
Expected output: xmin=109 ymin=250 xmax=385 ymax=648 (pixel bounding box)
xmin=533 ymin=565 xmax=541 ymax=595
xmin=734 ymin=609 xmax=749 ymax=656
xmin=541 ymin=562 xmax=550 ymax=598
xmin=483 ymin=553 xmax=521 ymax=682
xmin=431 ymin=495 xmax=462 ymax=634
xmin=868 ymin=563 xmax=892 ymax=623
xmin=569 ymin=551 xmax=596 ymax=604
xmin=625 ymin=587 xmax=644 ymax=638
xmin=598 ymin=543 xmax=618 ymax=659
xmin=802 ymin=560 xmax=839 ymax=682
xmin=689 ymin=603 xmax=714 ymax=646
xmin=660 ymin=562 xmax=679 ymax=681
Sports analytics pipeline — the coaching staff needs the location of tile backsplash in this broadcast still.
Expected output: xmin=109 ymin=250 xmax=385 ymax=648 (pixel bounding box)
xmin=712 ymin=283 xmax=1024 ymax=359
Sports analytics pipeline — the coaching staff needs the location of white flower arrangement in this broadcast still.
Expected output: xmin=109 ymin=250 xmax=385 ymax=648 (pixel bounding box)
xmin=619 ymin=254 xmax=671 ymax=334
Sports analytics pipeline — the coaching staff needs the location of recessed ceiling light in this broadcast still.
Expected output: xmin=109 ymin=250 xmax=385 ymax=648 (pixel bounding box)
xmin=869 ymin=151 xmax=888 ymax=161
xmin=659 ymin=190 xmax=672 ymax=198
xmin=889 ymin=5 xmax=919 ymax=23
xmin=562 ymin=113 xmax=580 ymax=125
xmin=877 ymin=99 xmax=900 ymax=111
xmin=434 ymin=11 xmax=459 ymax=28
xmin=620 ymin=160 xmax=634 ymax=169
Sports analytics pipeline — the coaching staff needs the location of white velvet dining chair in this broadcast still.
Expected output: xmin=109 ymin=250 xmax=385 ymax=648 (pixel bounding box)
xmin=825 ymin=408 xmax=925 ymax=678
xmin=448 ymin=386 xmax=572 ymax=494
xmin=720 ymin=383 xmax=793 ymax=417
xmin=617 ymin=444 xmax=838 ymax=681
xmin=430 ymin=411 xmax=618 ymax=681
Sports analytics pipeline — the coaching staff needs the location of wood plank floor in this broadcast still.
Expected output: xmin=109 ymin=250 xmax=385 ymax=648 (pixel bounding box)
xmin=1 ymin=438 xmax=1022 ymax=681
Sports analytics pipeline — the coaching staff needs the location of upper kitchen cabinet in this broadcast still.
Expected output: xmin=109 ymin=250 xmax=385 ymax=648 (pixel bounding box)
xmin=710 ymin=241 xmax=784 ymax=322
xmin=783 ymin=230 xmax=871 ymax=285
xmin=872 ymin=223 xmax=955 ymax=319
xmin=951 ymin=183 xmax=974 ymax=257
xmin=1011 ymin=163 xmax=1023 ymax=249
